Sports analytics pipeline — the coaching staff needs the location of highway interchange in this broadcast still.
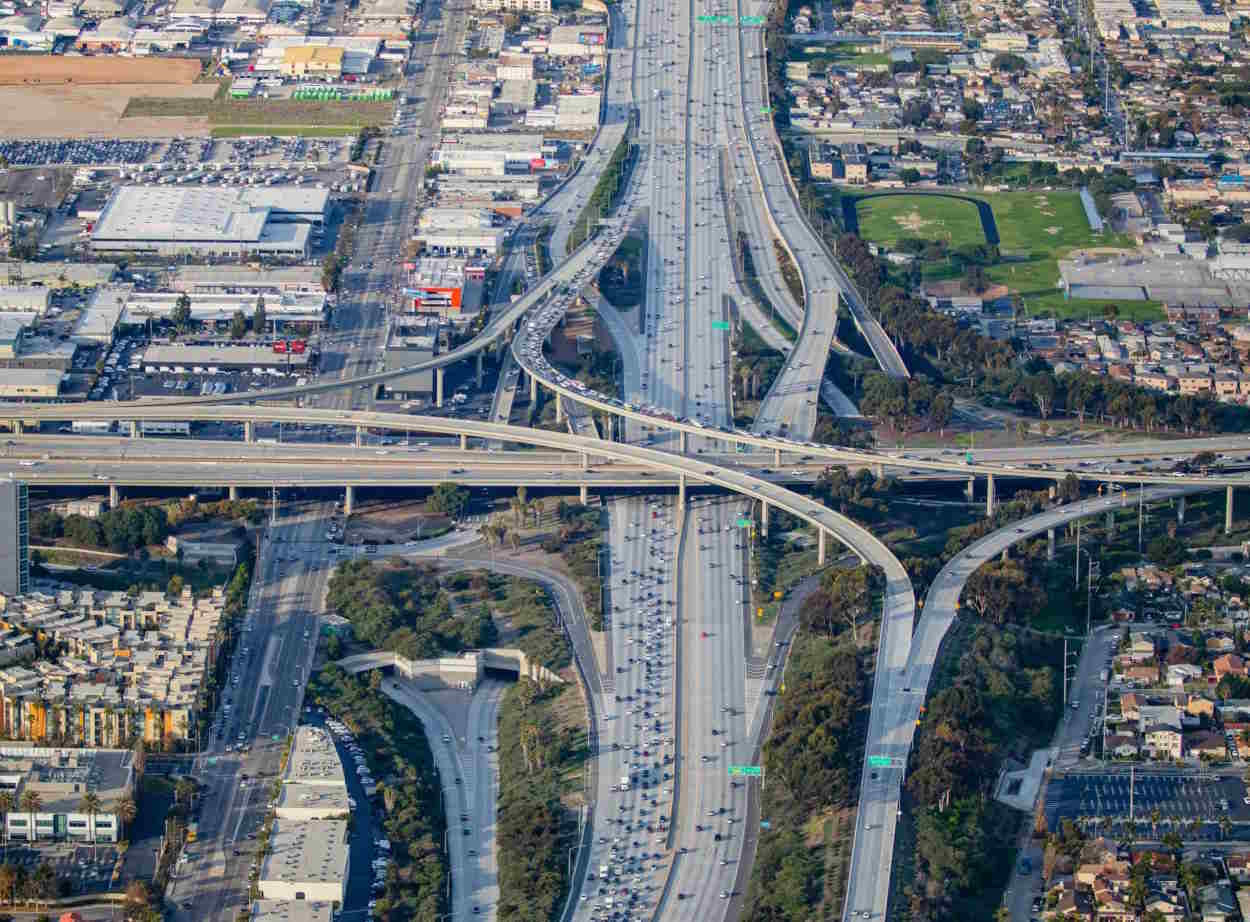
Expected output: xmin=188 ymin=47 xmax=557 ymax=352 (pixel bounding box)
xmin=14 ymin=0 xmax=1250 ymax=915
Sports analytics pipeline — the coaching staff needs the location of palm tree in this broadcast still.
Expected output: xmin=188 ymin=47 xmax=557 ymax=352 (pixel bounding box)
xmin=173 ymin=778 xmax=196 ymax=809
xmin=79 ymin=792 xmax=102 ymax=859
xmin=115 ymin=796 xmax=136 ymax=841
xmin=0 ymin=864 xmax=14 ymax=907
xmin=0 ymin=793 xmax=13 ymax=860
xmin=18 ymin=789 xmax=39 ymax=821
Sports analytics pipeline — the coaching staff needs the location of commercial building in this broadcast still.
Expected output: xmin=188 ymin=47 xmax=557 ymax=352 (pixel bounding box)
xmin=472 ymin=0 xmax=550 ymax=11
xmin=275 ymin=785 xmax=351 ymax=821
xmin=432 ymin=174 xmax=541 ymax=203
xmin=0 ymin=746 xmax=133 ymax=844
xmin=0 ymin=480 xmax=28 ymax=599
xmin=120 ymin=290 xmax=328 ymax=332
xmin=257 ymin=37 xmax=379 ymax=75
xmin=496 ymin=51 xmax=534 ymax=81
xmin=402 ymin=258 xmax=485 ymax=321
xmin=170 ymin=265 xmax=327 ymax=296
xmin=259 ymin=819 xmax=349 ymax=903
xmin=139 ymin=344 xmax=313 ymax=373
xmin=0 ymin=314 xmax=33 ymax=360
xmin=0 ymin=368 xmax=62 ymax=399
xmin=250 ymin=902 xmax=336 ymax=922
xmin=90 ymin=186 xmax=328 ymax=259
xmin=285 ymin=726 xmax=348 ymax=788
xmin=547 ymin=24 xmax=607 ymax=57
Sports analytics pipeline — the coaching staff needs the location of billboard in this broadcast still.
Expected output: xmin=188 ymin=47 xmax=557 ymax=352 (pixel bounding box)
xmin=530 ymin=157 xmax=547 ymax=170
xmin=412 ymin=286 xmax=463 ymax=310
xmin=578 ymin=31 xmax=605 ymax=44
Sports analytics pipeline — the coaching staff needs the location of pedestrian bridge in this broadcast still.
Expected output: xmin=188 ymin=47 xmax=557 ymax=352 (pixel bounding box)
xmin=336 ymin=648 xmax=564 ymax=689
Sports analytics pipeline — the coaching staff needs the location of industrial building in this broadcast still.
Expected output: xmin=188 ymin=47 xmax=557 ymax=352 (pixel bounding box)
xmin=120 ymin=290 xmax=328 ymax=332
xmin=0 ymin=480 xmax=28 ymax=599
xmin=0 ymin=287 xmax=50 ymax=315
xmin=259 ymin=820 xmax=350 ymax=904
xmin=413 ymin=207 xmax=506 ymax=255
xmin=285 ymin=726 xmax=348 ymax=787
xmin=139 ymin=344 xmax=313 ymax=372
xmin=0 ymin=746 xmax=134 ymax=844
xmin=556 ymin=93 xmax=600 ymax=131
xmin=432 ymin=134 xmax=545 ymax=176
xmin=546 ymin=24 xmax=607 ymax=57
xmin=256 ymin=37 xmax=379 ymax=75
xmin=0 ymin=314 xmax=35 ymax=360
xmin=280 ymin=45 xmax=345 ymax=78
xmin=432 ymin=174 xmax=541 ymax=203
xmin=472 ymin=0 xmax=550 ymax=11
xmin=90 ymin=186 xmax=329 ymax=259
xmin=275 ymin=784 xmax=351 ymax=821
xmin=170 ymin=265 xmax=327 ymax=295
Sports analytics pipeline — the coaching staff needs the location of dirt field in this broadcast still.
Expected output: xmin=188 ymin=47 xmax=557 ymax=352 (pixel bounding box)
xmin=0 ymin=83 xmax=216 ymax=138
xmin=0 ymin=55 xmax=200 ymax=85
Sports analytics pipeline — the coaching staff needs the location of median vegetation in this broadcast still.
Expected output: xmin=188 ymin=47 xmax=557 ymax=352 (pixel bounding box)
xmin=568 ymin=136 xmax=631 ymax=251
xmin=308 ymin=665 xmax=448 ymax=922
xmin=542 ymin=502 xmax=605 ymax=632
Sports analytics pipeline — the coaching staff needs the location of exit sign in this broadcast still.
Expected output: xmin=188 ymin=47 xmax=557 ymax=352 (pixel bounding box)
xmin=728 ymin=765 xmax=762 ymax=776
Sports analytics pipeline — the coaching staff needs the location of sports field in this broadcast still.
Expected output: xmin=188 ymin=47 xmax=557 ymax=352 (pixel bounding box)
xmin=853 ymin=191 xmax=1155 ymax=320
xmin=854 ymin=195 xmax=986 ymax=250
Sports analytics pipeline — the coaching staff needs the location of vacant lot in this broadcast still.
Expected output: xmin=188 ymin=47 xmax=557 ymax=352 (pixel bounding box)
xmin=124 ymin=86 xmax=392 ymax=132
xmin=855 ymin=194 xmax=986 ymax=249
xmin=0 ymin=83 xmax=218 ymax=137
xmin=0 ymin=55 xmax=200 ymax=84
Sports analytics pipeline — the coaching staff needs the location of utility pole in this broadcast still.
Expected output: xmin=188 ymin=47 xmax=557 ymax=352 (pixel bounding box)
xmin=1063 ymin=635 xmax=1069 ymax=709
xmin=1074 ymin=517 xmax=1082 ymax=589
xmin=1138 ymin=482 xmax=1144 ymax=553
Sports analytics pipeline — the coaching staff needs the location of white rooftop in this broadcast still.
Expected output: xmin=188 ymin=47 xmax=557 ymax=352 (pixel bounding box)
xmin=260 ymin=819 xmax=349 ymax=886
xmin=284 ymin=726 xmax=347 ymax=787
xmin=249 ymin=902 xmax=335 ymax=922
xmin=92 ymin=187 xmax=328 ymax=244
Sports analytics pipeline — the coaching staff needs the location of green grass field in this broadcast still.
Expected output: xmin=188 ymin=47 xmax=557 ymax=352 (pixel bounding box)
xmin=210 ymin=125 xmax=364 ymax=138
xmin=854 ymin=191 xmax=1157 ymax=320
xmin=855 ymin=194 xmax=986 ymax=250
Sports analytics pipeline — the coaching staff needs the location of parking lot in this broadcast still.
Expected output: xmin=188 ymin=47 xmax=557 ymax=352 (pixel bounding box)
xmin=4 ymin=843 xmax=119 ymax=894
xmin=1046 ymin=771 xmax=1250 ymax=837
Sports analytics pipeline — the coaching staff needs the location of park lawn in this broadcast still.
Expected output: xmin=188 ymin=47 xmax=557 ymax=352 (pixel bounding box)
xmin=803 ymin=45 xmax=889 ymax=68
xmin=854 ymin=194 xmax=986 ymax=250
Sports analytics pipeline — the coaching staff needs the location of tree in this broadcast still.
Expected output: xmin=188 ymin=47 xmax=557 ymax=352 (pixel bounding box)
xmin=428 ymin=483 xmax=469 ymax=520
xmin=229 ymin=309 xmax=248 ymax=340
xmin=0 ymin=865 xmax=14 ymax=907
xmin=17 ymin=791 xmax=39 ymax=816
xmin=1146 ymin=535 xmax=1186 ymax=567
xmin=170 ymin=293 xmax=192 ymax=332
xmin=166 ymin=575 xmax=184 ymax=598
xmin=79 ymin=792 xmax=102 ymax=859
xmin=253 ymin=296 xmax=267 ymax=336
xmin=173 ymin=778 xmax=196 ymax=808
xmin=0 ymin=793 xmax=12 ymax=859
xmin=115 ymin=796 xmax=137 ymax=839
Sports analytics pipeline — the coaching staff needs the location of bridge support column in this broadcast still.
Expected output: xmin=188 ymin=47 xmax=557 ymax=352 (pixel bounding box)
xmin=761 ymin=500 xmax=770 ymax=537
xmin=10 ymin=420 xmax=20 ymax=436
xmin=229 ymin=486 xmax=239 ymax=501
xmin=1047 ymin=528 xmax=1055 ymax=561
xmin=244 ymin=420 xmax=255 ymax=443
xmin=476 ymin=352 xmax=484 ymax=389
xmin=679 ymin=430 xmax=687 ymax=454
xmin=677 ymin=474 xmax=686 ymax=508
xmin=460 ymin=433 xmax=468 ymax=451
xmin=344 ymin=485 xmax=354 ymax=517
xmin=817 ymin=528 xmax=827 ymax=566
xmin=108 ymin=484 xmax=119 ymax=509
xmin=773 ymin=448 xmax=781 ymax=466
xmin=580 ymin=484 xmax=589 ymax=504
xmin=965 ymin=477 xmax=975 ymax=502
xmin=1178 ymin=496 xmax=1186 ymax=524
xmin=530 ymin=374 xmax=537 ymax=404
xmin=1048 ymin=484 xmax=1056 ymax=501
xmin=556 ymin=395 xmax=564 ymax=424
xmin=129 ymin=420 xmax=140 ymax=439
xmin=873 ymin=463 xmax=884 ymax=480
xmin=580 ymin=452 xmax=588 ymax=471
xmin=1228 ymin=485 xmax=1235 ymax=535
xmin=355 ymin=425 xmax=364 ymax=448
xmin=986 ymin=474 xmax=996 ymax=517
xmin=436 ymin=368 xmax=445 ymax=409
xmin=1106 ymin=511 xmax=1116 ymax=537
xmin=1002 ymin=547 xmax=1009 ymax=563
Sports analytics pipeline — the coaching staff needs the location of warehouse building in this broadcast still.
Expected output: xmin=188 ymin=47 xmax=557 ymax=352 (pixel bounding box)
xmin=275 ymin=785 xmax=351 ymax=821
xmin=0 ymin=746 xmax=134 ymax=844
xmin=473 ymin=0 xmax=550 ymax=11
xmin=280 ymin=45 xmax=344 ymax=77
xmin=0 ymin=287 xmax=50 ymax=316
xmin=413 ymin=208 xmax=506 ymax=256
xmin=402 ymin=258 xmax=484 ymax=322
xmin=285 ymin=726 xmax=347 ymax=788
xmin=382 ymin=315 xmax=438 ymax=399
xmin=258 ymin=819 xmax=349 ymax=904
xmin=556 ymin=93 xmax=600 ymax=131
xmin=120 ymin=290 xmax=327 ymax=332
xmin=0 ymin=368 xmax=62 ymax=399
xmin=432 ymin=174 xmax=541 ymax=203
xmin=257 ymin=37 xmax=378 ymax=75
xmin=0 ymin=315 xmax=34 ymax=359
xmin=90 ymin=186 xmax=328 ymax=259
xmin=170 ymin=265 xmax=327 ymax=296
xmin=431 ymin=134 xmax=545 ymax=176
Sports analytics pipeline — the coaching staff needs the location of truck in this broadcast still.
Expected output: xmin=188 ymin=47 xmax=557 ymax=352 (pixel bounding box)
xmin=71 ymin=420 xmax=115 ymax=434
xmin=620 ymin=775 xmax=630 ymax=790
xmin=1099 ymin=669 xmax=1109 ymax=682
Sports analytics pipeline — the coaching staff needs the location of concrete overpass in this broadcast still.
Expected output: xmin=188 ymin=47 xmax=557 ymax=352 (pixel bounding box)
xmin=337 ymin=649 xmax=564 ymax=688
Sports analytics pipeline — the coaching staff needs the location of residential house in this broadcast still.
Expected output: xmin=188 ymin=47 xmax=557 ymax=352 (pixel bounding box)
xmin=1214 ymin=653 xmax=1248 ymax=680
xmin=1104 ymin=733 xmax=1139 ymax=758
xmin=1184 ymin=729 xmax=1227 ymax=759
xmin=1167 ymin=663 xmax=1203 ymax=687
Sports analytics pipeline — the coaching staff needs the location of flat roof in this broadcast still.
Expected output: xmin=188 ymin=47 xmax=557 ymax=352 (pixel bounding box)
xmin=140 ymin=344 xmax=311 ymax=368
xmin=0 ymin=746 xmax=133 ymax=815
xmin=0 ymin=313 xmax=34 ymax=343
xmin=250 ymin=902 xmax=335 ymax=922
xmin=171 ymin=265 xmax=325 ymax=292
xmin=0 ymin=263 xmax=116 ymax=287
xmin=276 ymin=784 xmax=351 ymax=815
xmin=0 ymin=368 xmax=63 ymax=390
xmin=260 ymin=819 xmax=349 ymax=886
xmin=92 ymin=187 xmax=328 ymax=245
xmin=75 ymin=285 xmax=132 ymax=343
xmin=284 ymin=726 xmax=347 ymax=787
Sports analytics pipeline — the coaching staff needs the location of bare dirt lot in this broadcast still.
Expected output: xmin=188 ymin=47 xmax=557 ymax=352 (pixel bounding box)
xmin=0 ymin=83 xmax=215 ymax=138
xmin=0 ymin=55 xmax=200 ymax=84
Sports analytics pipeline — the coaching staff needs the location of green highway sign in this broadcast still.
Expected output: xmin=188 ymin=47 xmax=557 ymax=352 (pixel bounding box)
xmin=740 ymin=15 xmax=764 ymax=23
xmin=761 ymin=106 xmax=772 ymax=114
xmin=728 ymin=765 xmax=762 ymax=776
xmin=868 ymin=755 xmax=891 ymax=768
xmin=736 ymin=517 xmax=751 ymax=527
xmin=712 ymin=320 xmax=730 ymax=330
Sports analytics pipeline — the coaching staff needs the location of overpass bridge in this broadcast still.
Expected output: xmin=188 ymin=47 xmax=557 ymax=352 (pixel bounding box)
xmin=336 ymin=649 xmax=564 ymax=688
